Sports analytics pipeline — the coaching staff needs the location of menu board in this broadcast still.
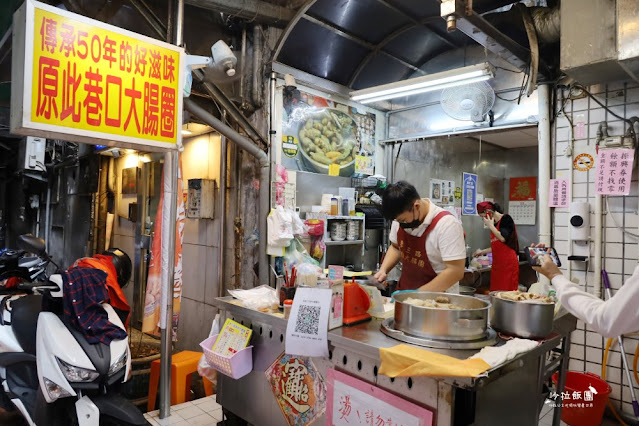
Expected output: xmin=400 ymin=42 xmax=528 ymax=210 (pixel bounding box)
xmin=281 ymin=88 xmax=376 ymax=177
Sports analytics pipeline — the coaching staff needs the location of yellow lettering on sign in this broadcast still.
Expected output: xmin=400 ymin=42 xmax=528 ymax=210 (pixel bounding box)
xmin=31 ymin=7 xmax=180 ymax=144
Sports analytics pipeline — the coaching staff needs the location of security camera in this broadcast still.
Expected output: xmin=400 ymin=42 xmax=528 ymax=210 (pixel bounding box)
xmin=211 ymin=40 xmax=237 ymax=77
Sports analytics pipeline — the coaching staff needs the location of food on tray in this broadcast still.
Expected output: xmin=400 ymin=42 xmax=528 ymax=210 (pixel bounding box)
xmin=403 ymin=297 xmax=463 ymax=310
xmin=299 ymin=110 xmax=359 ymax=166
xmin=496 ymin=290 xmax=554 ymax=304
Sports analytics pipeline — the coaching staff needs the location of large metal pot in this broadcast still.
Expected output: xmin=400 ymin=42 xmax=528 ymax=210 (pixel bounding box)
xmin=393 ymin=292 xmax=490 ymax=341
xmin=489 ymin=291 xmax=555 ymax=339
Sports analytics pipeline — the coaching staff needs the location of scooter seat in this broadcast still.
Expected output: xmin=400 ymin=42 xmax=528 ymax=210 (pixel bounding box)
xmin=11 ymin=295 xmax=42 ymax=355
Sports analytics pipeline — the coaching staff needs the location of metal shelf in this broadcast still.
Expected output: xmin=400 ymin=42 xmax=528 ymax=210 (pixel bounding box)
xmin=325 ymin=215 xmax=365 ymax=220
xmin=324 ymin=239 xmax=365 ymax=246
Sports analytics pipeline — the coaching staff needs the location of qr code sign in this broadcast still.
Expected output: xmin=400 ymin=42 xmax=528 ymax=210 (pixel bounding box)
xmin=295 ymin=305 xmax=320 ymax=335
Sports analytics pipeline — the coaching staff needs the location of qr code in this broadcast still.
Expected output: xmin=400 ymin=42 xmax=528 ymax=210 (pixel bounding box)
xmin=294 ymin=305 xmax=320 ymax=335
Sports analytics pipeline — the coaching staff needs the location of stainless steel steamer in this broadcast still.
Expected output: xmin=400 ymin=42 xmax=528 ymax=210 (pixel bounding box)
xmin=393 ymin=292 xmax=491 ymax=341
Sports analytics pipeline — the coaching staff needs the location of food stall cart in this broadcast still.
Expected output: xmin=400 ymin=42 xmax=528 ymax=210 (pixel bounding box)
xmin=212 ymin=296 xmax=576 ymax=426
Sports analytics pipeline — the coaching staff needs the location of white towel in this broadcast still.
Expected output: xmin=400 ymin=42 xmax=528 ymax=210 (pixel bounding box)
xmin=469 ymin=338 xmax=539 ymax=368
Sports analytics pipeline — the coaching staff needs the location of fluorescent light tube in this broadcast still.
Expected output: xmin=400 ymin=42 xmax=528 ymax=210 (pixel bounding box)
xmin=350 ymin=62 xmax=495 ymax=104
xmin=358 ymin=75 xmax=491 ymax=104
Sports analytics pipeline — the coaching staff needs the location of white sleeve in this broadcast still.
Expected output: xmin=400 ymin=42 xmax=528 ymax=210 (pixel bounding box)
xmin=389 ymin=221 xmax=399 ymax=245
xmin=436 ymin=216 xmax=466 ymax=261
xmin=552 ymin=266 xmax=639 ymax=337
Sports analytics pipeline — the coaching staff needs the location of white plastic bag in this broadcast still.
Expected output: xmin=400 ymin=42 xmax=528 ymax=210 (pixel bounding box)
xmin=198 ymin=314 xmax=221 ymax=383
xmin=267 ymin=206 xmax=294 ymax=247
xmin=228 ymin=285 xmax=279 ymax=311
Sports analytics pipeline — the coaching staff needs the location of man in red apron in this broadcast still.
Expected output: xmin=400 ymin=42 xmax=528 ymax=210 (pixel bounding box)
xmin=473 ymin=201 xmax=519 ymax=291
xmin=374 ymin=181 xmax=466 ymax=292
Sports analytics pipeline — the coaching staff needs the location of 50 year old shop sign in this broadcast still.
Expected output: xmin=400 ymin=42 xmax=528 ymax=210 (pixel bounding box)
xmin=11 ymin=0 xmax=184 ymax=151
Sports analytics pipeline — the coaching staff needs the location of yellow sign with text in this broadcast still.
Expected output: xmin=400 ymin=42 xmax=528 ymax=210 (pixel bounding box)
xmin=11 ymin=0 xmax=184 ymax=150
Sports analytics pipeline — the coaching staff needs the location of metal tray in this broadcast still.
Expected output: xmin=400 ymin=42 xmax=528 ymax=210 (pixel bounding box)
xmin=381 ymin=318 xmax=498 ymax=350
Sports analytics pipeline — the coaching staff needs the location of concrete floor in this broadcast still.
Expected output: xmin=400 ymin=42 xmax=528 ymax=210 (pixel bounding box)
xmin=144 ymin=395 xmax=224 ymax=426
xmin=145 ymin=395 xmax=627 ymax=426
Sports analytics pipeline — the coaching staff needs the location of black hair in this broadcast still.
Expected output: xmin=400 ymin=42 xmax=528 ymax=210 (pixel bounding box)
xmin=492 ymin=203 xmax=504 ymax=214
xmin=381 ymin=181 xmax=420 ymax=220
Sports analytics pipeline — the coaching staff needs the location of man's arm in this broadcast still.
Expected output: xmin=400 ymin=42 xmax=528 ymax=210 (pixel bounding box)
xmin=535 ymin=255 xmax=639 ymax=337
xmin=551 ymin=273 xmax=639 ymax=337
xmin=374 ymin=243 xmax=401 ymax=283
xmin=419 ymin=258 xmax=465 ymax=292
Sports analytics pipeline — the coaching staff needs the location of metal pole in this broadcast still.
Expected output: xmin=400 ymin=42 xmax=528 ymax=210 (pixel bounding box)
xmin=159 ymin=0 xmax=183 ymax=419
xmin=184 ymin=99 xmax=270 ymax=286
xmin=219 ymin=115 xmax=227 ymax=297
xmin=537 ymin=84 xmax=551 ymax=287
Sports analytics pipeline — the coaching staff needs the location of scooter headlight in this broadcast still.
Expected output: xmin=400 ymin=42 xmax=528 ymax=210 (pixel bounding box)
xmin=56 ymin=357 xmax=100 ymax=382
xmin=43 ymin=377 xmax=73 ymax=401
xmin=108 ymin=353 xmax=127 ymax=376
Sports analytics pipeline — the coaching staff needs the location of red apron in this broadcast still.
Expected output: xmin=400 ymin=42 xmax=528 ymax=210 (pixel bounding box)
xmin=489 ymin=219 xmax=519 ymax=292
xmin=397 ymin=212 xmax=451 ymax=291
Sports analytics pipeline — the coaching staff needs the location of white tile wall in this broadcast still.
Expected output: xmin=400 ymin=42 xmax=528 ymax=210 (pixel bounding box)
xmin=554 ymin=85 xmax=639 ymax=420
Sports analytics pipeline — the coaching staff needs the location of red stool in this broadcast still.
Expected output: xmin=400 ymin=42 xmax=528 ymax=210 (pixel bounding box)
xmin=147 ymin=351 xmax=214 ymax=411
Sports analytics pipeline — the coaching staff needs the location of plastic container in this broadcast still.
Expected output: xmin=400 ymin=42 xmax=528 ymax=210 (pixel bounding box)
xmin=199 ymin=334 xmax=253 ymax=379
xmin=330 ymin=198 xmax=339 ymax=216
xmin=342 ymin=198 xmax=349 ymax=216
xmin=346 ymin=220 xmax=359 ymax=241
xmin=330 ymin=221 xmax=347 ymax=241
xmin=283 ymin=299 xmax=294 ymax=319
xmin=551 ymin=371 xmax=611 ymax=426
xmin=304 ymin=219 xmax=324 ymax=236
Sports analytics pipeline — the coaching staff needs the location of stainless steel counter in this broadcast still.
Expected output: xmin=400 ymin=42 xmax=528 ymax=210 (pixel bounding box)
xmin=212 ymin=296 xmax=576 ymax=426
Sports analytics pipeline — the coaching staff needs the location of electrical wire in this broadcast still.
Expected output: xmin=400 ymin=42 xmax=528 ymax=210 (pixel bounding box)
xmin=605 ymin=196 xmax=639 ymax=239
xmin=574 ymin=84 xmax=638 ymax=145
xmin=494 ymin=92 xmax=521 ymax=102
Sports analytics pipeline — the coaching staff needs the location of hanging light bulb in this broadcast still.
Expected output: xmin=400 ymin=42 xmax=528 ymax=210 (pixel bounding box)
xmin=181 ymin=123 xmax=193 ymax=136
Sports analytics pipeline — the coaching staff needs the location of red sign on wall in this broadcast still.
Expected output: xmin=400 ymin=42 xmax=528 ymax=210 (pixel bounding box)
xmin=509 ymin=177 xmax=537 ymax=201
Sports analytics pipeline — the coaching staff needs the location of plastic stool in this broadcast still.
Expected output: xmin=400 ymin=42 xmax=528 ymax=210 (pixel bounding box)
xmin=147 ymin=351 xmax=212 ymax=411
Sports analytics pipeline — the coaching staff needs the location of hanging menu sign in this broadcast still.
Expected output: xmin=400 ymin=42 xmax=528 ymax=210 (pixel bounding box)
xmin=596 ymin=148 xmax=635 ymax=195
xmin=11 ymin=0 xmax=184 ymax=151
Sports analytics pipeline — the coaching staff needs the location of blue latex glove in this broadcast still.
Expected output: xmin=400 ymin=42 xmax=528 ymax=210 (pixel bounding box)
xmin=390 ymin=289 xmax=417 ymax=301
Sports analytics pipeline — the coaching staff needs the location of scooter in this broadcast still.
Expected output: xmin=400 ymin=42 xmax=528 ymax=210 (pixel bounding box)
xmin=0 ymin=234 xmax=52 ymax=288
xmin=0 ymin=236 xmax=147 ymax=425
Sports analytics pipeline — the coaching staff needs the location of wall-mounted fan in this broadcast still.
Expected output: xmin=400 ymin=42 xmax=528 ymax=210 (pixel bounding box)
xmin=440 ymin=82 xmax=495 ymax=122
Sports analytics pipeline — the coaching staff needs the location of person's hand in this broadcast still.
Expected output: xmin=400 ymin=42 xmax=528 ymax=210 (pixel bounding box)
xmin=374 ymin=269 xmax=388 ymax=284
xmin=473 ymin=249 xmax=484 ymax=257
xmin=530 ymin=242 xmax=546 ymax=248
xmin=532 ymin=254 xmax=563 ymax=281
xmin=482 ymin=216 xmax=494 ymax=228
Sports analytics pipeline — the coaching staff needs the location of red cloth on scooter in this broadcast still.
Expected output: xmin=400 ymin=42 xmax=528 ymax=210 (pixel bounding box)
xmin=61 ymin=268 xmax=127 ymax=345
xmin=73 ymin=255 xmax=130 ymax=328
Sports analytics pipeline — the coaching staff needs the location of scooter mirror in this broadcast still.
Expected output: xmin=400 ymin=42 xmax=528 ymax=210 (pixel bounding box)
xmin=17 ymin=234 xmax=46 ymax=256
